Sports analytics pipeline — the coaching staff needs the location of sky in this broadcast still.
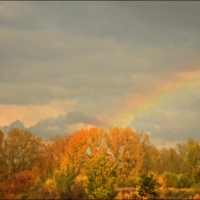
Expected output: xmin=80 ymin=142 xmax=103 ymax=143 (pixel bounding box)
xmin=0 ymin=1 xmax=200 ymax=148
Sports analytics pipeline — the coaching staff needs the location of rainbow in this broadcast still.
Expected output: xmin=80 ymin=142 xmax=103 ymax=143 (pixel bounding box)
xmin=105 ymin=69 xmax=200 ymax=129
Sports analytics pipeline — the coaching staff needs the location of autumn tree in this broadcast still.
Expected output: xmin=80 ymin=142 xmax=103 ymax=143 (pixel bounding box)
xmin=0 ymin=129 xmax=43 ymax=180
xmin=35 ymin=140 xmax=57 ymax=182
xmin=142 ymin=144 xmax=160 ymax=174
xmin=36 ymin=134 xmax=72 ymax=182
xmin=3 ymin=171 xmax=36 ymax=195
xmin=184 ymin=140 xmax=200 ymax=183
xmin=176 ymin=141 xmax=187 ymax=174
xmin=50 ymin=134 xmax=71 ymax=170
xmin=105 ymin=127 xmax=146 ymax=180
xmin=166 ymin=147 xmax=181 ymax=174
xmin=87 ymin=127 xmax=106 ymax=156
xmin=83 ymin=148 xmax=117 ymax=199
xmin=61 ymin=128 xmax=105 ymax=174
xmin=157 ymin=147 xmax=181 ymax=175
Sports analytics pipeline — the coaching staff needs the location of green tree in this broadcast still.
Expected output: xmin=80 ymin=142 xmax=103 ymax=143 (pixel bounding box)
xmin=138 ymin=173 xmax=158 ymax=199
xmin=175 ymin=174 xmax=192 ymax=188
xmin=83 ymin=148 xmax=118 ymax=199
xmin=54 ymin=166 xmax=76 ymax=199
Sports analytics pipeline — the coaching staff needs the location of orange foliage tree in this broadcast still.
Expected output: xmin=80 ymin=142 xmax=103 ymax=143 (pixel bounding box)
xmin=61 ymin=127 xmax=106 ymax=174
xmin=105 ymin=127 xmax=147 ymax=180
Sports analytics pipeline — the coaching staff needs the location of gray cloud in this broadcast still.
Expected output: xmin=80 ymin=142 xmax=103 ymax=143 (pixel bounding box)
xmin=29 ymin=111 xmax=104 ymax=138
xmin=131 ymin=93 xmax=200 ymax=142
xmin=0 ymin=111 xmax=104 ymax=138
xmin=0 ymin=120 xmax=26 ymax=133
xmin=0 ymin=1 xmax=200 ymax=145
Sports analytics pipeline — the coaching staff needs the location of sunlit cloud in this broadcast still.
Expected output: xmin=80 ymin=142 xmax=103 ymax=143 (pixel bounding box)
xmin=0 ymin=100 xmax=77 ymax=128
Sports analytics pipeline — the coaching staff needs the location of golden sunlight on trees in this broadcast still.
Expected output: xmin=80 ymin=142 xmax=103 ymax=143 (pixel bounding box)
xmin=61 ymin=128 xmax=90 ymax=173
xmin=105 ymin=127 xmax=147 ymax=180
xmin=61 ymin=128 xmax=105 ymax=174
xmin=1 ymin=127 xmax=200 ymax=199
xmin=0 ymin=129 xmax=43 ymax=180
xmin=184 ymin=140 xmax=200 ymax=183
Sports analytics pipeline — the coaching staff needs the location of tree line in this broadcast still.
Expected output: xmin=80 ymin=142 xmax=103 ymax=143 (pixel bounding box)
xmin=0 ymin=127 xmax=200 ymax=199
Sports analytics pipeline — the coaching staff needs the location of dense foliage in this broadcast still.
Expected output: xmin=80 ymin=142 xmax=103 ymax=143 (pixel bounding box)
xmin=54 ymin=167 xmax=76 ymax=199
xmin=83 ymin=148 xmax=118 ymax=199
xmin=1 ymin=127 xmax=200 ymax=199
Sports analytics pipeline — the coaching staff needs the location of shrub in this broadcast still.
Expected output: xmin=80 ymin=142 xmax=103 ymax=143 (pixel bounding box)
xmin=162 ymin=172 xmax=178 ymax=188
xmin=176 ymin=174 xmax=192 ymax=188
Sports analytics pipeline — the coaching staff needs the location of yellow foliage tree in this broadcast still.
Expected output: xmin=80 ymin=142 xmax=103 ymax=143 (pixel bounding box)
xmin=184 ymin=141 xmax=200 ymax=183
xmin=83 ymin=147 xmax=118 ymax=199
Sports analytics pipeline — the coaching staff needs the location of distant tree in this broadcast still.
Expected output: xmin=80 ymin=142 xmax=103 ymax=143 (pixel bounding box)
xmin=176 ymin=141 xmax=187 ymax=173
xmin=138 ymin=173 xmax=158 ymax=199
xmin=184 ymin=140 xmax=200 ymax=183
xmin=0 ymin=129 xmax=43 ymax=180
xmin=141 ymin=143 xmax=160 ymax=174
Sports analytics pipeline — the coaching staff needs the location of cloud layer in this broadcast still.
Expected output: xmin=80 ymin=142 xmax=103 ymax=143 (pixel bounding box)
xmin=0 ymin=1 xmax=200 ymax=147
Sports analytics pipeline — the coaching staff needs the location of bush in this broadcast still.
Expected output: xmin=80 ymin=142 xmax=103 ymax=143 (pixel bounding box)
xmin=176 ymin=174 xmax=192 ymax=188
xmin=162 ymin=172 xmax=178 ymax=188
